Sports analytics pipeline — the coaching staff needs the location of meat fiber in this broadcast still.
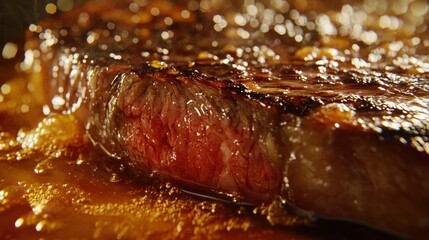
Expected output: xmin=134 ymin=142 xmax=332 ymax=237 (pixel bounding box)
xmin=27 ymin=0 xmax=429 ymax=238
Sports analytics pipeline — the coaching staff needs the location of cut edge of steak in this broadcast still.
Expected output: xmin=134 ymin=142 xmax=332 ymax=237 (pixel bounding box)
xmin=79 ymin=63 xmax=285 ymax=202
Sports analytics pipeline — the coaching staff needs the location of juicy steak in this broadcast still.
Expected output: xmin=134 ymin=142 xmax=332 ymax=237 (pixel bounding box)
xmin=28 ymin=0 xmax=429 ymax=238
xmin=84 ymin=64 xmax=284 ymax=202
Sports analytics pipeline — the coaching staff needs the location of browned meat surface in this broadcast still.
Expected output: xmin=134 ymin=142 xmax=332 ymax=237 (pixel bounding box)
xmin=25 ymin=0 xmax=429 ymax=238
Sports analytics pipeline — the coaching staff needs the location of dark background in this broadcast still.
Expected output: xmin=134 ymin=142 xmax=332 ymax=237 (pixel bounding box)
xmin=0 ymin=0 xmax=87 ymax=50
xmin=0 ymin=1 xmax=53 ymax=44
xmin=0 ymin=0 xmax=84 ymax=81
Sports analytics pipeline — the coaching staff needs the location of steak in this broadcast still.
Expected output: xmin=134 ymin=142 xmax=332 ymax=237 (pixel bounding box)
xmin=26 ymin=0 xmax=429 ymax=238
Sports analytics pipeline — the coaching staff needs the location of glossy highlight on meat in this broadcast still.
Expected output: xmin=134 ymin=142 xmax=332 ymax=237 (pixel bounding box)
xmin=24 ymin=0 xmax=429 ymax=238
